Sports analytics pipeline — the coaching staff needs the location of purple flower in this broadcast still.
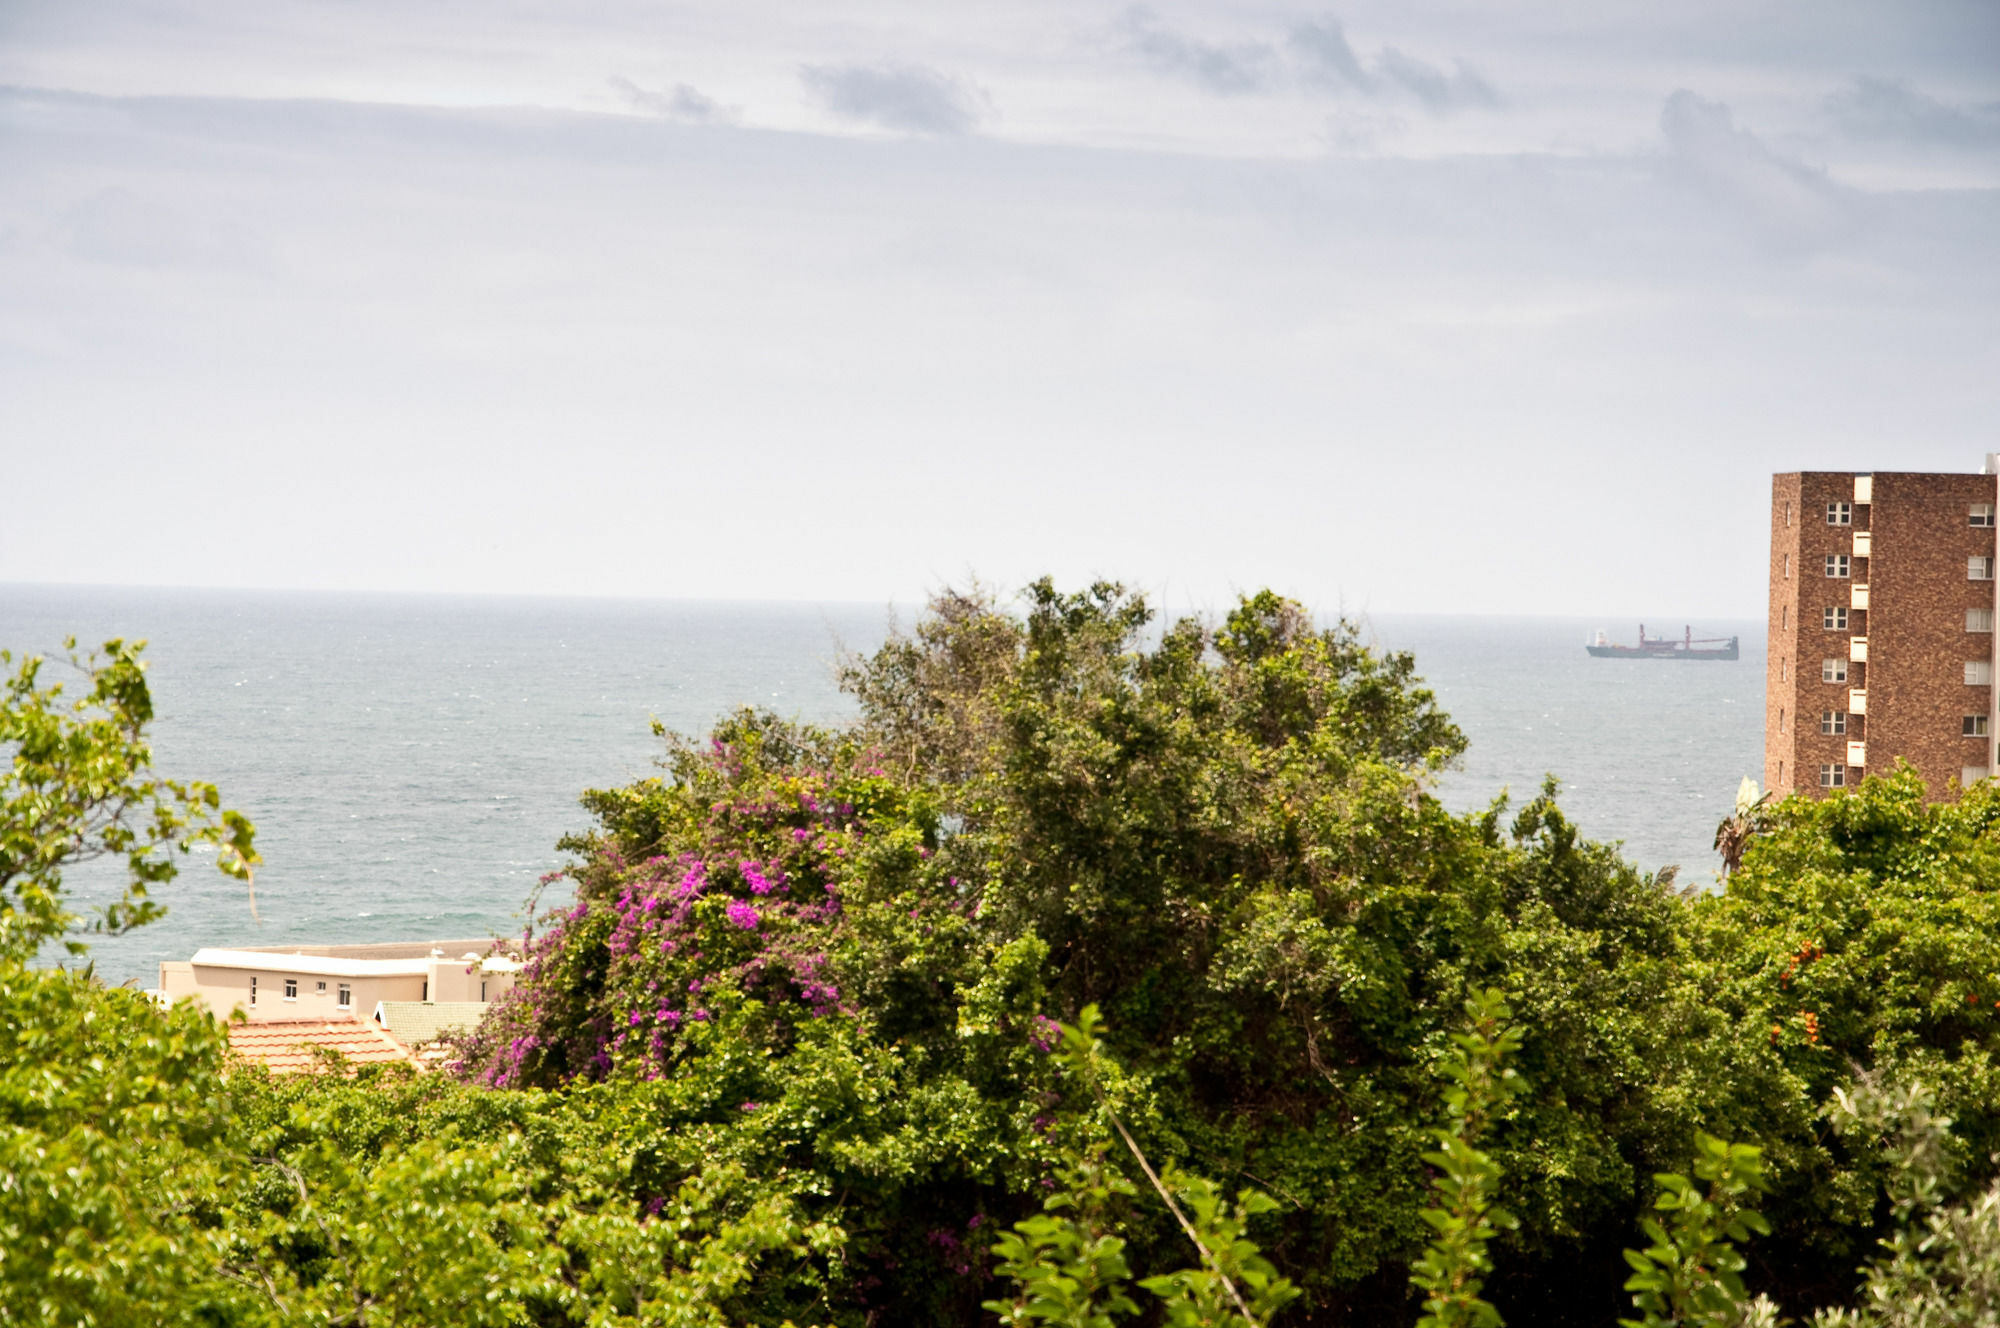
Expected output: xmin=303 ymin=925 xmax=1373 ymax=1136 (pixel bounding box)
xmin=726 ymin=899 xmax=761 ymax=930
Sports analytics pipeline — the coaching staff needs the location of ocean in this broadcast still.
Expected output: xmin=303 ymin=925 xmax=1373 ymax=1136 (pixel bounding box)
xmin=0 ymin=585 xmax=1764 ymax=986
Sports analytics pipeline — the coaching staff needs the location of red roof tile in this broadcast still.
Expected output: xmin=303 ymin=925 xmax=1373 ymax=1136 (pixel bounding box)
xmin=226 ymin=1018 xmax=422 ymax=1075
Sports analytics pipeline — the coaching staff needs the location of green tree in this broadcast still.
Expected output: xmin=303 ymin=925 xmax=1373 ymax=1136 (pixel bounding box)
xmin=0 ymin=639 xmax=258 ymax=1325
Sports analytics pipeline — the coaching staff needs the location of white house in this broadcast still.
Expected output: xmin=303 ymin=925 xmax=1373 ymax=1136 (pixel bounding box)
xmin=156 ymin=938 xmax=521 ymax=1022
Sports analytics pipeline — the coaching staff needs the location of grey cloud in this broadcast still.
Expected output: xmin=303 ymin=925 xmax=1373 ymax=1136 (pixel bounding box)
xmin=799 ymin=62 xmax=985 ymax=135
xmin=1660 ymin=90 xmax=1851 ymax=245
xmin=1288 ymin=18 xmax=1370 ymax=93
xmin=1118 ymin=8 xmax=1277 ymax=96
xmin=1132 ymin=10 xmax=1500 ymax=112
xmin=1824 ymin=76 xmax=2000 ymax=150
xmin=608 ymin=76 xmax=737 ymax=124
xmin=1375 ymin=48 xmax=1499 ymax=110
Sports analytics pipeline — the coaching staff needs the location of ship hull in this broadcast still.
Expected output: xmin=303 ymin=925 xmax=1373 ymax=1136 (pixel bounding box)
xmin=1585 ymin=644 xmax=1739 ymax=660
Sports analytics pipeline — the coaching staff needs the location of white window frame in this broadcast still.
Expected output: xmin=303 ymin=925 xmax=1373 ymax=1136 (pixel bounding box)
xmin=1826 ymin=554 xmax=1850 ymax=578
xmin=1967 ymin=660 xmax=1993 ymax=686
xmin=1827 ymin=502 xmax=1851 ymax=525
xmin=1823 ymin=606 xmax=1848 ymax=631
xmin=337 ymin=983 xmax=352 ymax=1009
xmin=1965 ymin=715 xmax=1990 ymax=737
xmin=1822 ymin=658 xmax=1848 ymax=683
xmin=1974 ymin=504 xmax=1995 ymax=528
xmin=1973 ymin=556 xmax=1995 ymax=582
xmin=1822 ymin=711 xmax=1847 ymax=735
xmin=1971 ymin=608 xmax=1995 ymax=634
xmin=249 ymin=975 xmax=257 ymax=1007
xmin=1820 ymin=763 xmax=1846 ymax=788
xmin=283 ymin=978 xmax=298 ymax=1001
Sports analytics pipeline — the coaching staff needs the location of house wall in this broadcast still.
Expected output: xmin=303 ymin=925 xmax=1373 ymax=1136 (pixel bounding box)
xmin=162 ymin=965 xmax=428 ymax=1021
xmin=158 ymin=954 xmax=517 ymax=1021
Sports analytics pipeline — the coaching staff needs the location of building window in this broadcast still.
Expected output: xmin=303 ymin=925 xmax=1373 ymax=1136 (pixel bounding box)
xmin=1820 ymin=764 xmax=1846 ymax=788
xmin=1782 ymin=605 xmax=1789 ymax=630
xmin=337 ymin=983 xmax=352 ymax=1008
xmin=316 ymin=980 xmax=327 ymax=994
xmin=481 ymin=981 xmax=488 ymax=1002
xmin=1966 ymin=715 xmax=1990 ymax=737
xmin=1784 ymin=553 xmax=1792 ymax=579
xmin=1825 ymin=554 xmax=1850 ymax=578
xmin=1967 ymin=767 xmax=1991 ymax=787
xmin=1823 ymin=606 xmax=1848 ymax=630
xmin=283 ymin=978 xmax=298 ymax=1001
xmin=1785 ymin=502 xmax=1793 ymax=527
xmin=249 ymin=976 xmax=257 ymax=1007
xmin=1822 ymin=658 xmax=1847 ymax=683
xmin=1972 ymin=609 xmax=1995 ymax=634
xmin=1781 ymin=658 xmax=1789 ymax=681
xmin=1779 ymin=708 xmax=1786 ymax=734
xmin=1828 ymin=502 xmax=1851 ymax=525
xmin=1974 ymin=556 xmax=1995 ymax=581
xmin=1974 ymin=504 xmax=1995 ymax=527
xmin=1968 ymin=661 xmax=1993 ymax=686
xmin=1822 ymin=711 xmax=1847 ymax=735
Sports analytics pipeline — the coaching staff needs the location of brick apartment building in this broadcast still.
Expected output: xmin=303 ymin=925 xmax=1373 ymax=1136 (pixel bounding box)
xmin=1767 ymin=464 xmax=2000 ymax=800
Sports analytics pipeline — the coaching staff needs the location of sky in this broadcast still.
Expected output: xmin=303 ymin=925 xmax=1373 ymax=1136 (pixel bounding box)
xmin=2 ymin=2 xmax=1997 ymax=619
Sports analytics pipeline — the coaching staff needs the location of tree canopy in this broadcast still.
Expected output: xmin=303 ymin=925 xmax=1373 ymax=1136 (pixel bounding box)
xmin=8 ymin=588 xmax=2000 ymax=1326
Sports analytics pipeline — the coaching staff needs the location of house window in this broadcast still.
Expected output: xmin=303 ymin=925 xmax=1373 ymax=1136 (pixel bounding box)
xmin=1779 ymin=708 xmax=1786 ymax=734
xmin=1782 ymin=605 xmax=1789 ymax=630
xmin=316 ymin=981 xmax=327 ymax=994
xmin=1965 ymin=715 xmax=1990 ymax=737
xmin=1826 ymin=555 xmax=1850 ymax=578
xmin=1820 ymin=764 xmax=1846 ymax=788
xmin=1785 ymin=502 xmax=1793 ymax=527
xmin=249 ymin=976 xmax=257 ymax=1007
xmin=337 ymin=984 xmax=352 ymax=1008
xmin=1974 ymin=504 xmax=1995 ymax=527
xmin=1828 ymin=502 xmax=1851 ymax=525
xmin=1968 ymin=661 xmax=1993 ymax=686
xmin=1784 ymin=554 xmax=1792 ymax=579
xmin=283 ymin=978 xmax=298 ymax=1001
xmin=1781 ymin=658 xmax=1789 ymax=681
xmin=1972 ymin=608 xmax=1995 ymax=634
xmin=1823 ymin=606 xmax=1848 ymax=630
xmin=1822 ymin=711 xmax=1847 ymax=735
xmin=481 ymin=981 xmax=488 ymax=1002
xmin=1973 ymin=556 xmax=1995 ymax=581
xmin=1822 ymin=658 xmax=1848 ymax=683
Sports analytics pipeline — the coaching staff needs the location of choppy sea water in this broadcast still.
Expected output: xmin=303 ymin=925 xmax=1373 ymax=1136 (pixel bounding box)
xmin=1 ymin=586 xmax=1762 ymax=986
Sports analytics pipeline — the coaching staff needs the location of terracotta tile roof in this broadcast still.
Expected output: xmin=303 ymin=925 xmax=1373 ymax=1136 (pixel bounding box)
xmin=226 ymin=1018 xmax=422 ymax=1076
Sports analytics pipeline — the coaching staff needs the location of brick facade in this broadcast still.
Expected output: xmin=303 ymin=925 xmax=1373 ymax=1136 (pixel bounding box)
xmin=1767 ymin=469 xmax=1999 ymax=801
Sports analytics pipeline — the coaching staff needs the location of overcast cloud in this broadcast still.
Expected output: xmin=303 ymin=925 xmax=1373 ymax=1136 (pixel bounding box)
xmin=0 ymin=2 xmax=1996 ymax=618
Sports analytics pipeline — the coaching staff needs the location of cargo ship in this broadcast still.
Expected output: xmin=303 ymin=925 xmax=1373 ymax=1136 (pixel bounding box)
xmin=1586 ymin=625 xmax=1740 ymax=660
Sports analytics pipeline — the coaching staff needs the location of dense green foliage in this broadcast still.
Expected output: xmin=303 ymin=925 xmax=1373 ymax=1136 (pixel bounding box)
xmin=9 ymin=586 xmax=2000 ymax=1326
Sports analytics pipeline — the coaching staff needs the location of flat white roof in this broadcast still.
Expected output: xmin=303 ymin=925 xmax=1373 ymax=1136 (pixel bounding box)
xmin=189 ymin=949 xmax=432 ymax=978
